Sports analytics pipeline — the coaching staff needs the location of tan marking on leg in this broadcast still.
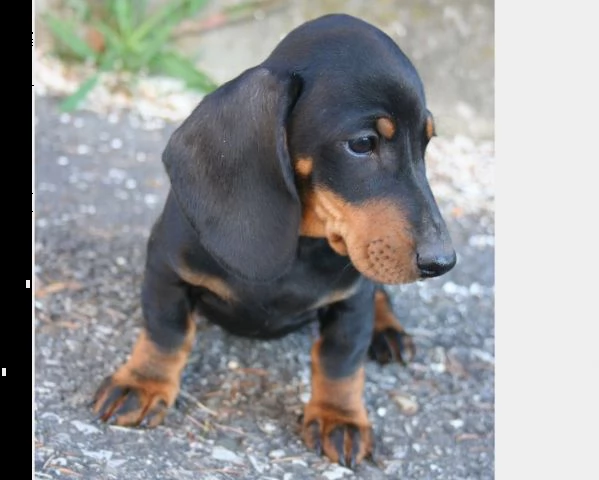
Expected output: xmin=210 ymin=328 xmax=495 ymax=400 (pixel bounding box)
xmin=370 ymin=290 xmax=415 ymax=364
xmin=374 ymin=289 xmax=406 ymax=333
xmin=124 ymin=319 xmax=196 ymax=383
xmin=93 ymin=317 xmax=196 ymax=426
xmin=302 ymin=339 xmax=372 ymax=464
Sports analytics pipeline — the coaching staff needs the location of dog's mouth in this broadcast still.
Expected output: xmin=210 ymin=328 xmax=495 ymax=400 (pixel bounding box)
xmin=305 ymin=188 xmax=420 ymax=284
xmin=327 ymin=228 xmax=419 ymax=284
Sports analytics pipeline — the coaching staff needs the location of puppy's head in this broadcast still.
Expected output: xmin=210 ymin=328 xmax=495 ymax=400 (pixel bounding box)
xmin=163 ymin=14 xmax=455 ymax=284
xmin=276 ymin=14 xmax=456 ymax=284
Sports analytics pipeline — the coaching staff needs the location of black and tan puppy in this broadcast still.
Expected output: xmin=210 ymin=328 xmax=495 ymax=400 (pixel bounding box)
xmin=93 ymin=14 xmax=456 ymax=467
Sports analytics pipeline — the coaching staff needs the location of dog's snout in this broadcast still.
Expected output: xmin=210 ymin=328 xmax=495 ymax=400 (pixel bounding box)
xmin=416 ymin=251 xmax=456 ymax=278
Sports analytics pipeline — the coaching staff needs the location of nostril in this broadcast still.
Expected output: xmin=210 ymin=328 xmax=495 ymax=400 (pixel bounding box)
xmin=417 ymin=251 xmax=457 ymax=278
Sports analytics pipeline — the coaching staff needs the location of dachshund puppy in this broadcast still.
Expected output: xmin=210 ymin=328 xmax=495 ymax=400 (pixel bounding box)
xmin=93 ymin=13 xmax=456 ymax=468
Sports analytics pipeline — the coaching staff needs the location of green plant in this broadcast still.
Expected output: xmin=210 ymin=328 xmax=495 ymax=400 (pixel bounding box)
xmin=44 ymin=0 xmax=218 ymax=111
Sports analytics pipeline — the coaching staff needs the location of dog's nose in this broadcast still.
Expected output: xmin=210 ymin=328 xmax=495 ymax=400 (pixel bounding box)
xmin=417 ymin=251 xmax=457 ymax=278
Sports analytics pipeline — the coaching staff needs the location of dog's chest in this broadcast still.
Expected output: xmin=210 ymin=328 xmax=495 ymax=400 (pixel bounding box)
xmin=262 ymin=237 xmax=362 ymax=308
xmin=195 ymin=238 xmax=362 ymax=337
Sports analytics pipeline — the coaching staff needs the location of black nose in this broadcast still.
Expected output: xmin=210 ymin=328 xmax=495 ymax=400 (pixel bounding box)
xmin=417 ymin=251 xmax=457 ymax=278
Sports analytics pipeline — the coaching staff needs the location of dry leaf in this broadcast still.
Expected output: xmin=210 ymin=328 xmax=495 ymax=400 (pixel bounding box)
xmin=35 ymin=281 xmax=82 ymax=299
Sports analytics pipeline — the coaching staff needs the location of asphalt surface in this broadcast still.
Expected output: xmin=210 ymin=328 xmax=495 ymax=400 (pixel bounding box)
xmin=34 ymin=3 xmax=494 ymax=479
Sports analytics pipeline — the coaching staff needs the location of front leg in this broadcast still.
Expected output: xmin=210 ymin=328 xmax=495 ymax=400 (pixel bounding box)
xmin=92 ymin=257 xmax=195 ymax=427
xmin=368 ymin=286 xmax=416 ymax=365
xmin=302 ymin=280 xmax=375 ymax=468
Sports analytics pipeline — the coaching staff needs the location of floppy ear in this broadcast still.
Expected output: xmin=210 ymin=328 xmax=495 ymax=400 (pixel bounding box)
xmin=162 ymin=67 xmax=303 ymax=282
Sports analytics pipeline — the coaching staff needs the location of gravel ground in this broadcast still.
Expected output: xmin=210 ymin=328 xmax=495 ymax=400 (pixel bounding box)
xmin=34 ymin=95 xmax=494 ymax=479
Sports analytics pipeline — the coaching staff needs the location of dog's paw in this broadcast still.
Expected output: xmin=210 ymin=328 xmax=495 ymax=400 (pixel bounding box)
xmin=92 ymin=368 xmax=178 ymax=427
xmin=301 ymin=405 xmax=373 ymax=468
xmin=368 ymin=327 xmax=415 ymax=366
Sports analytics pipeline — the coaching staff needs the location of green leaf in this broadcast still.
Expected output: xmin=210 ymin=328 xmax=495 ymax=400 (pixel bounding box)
xmin=186 ymin=0 xmax=210 ymax=16
xmin=60 ymin=74 xmax=100 ymax=112
xmin=136 ymin=25 xmax=175 ymax=67
xmin=64 ymin=0 xmax=90 ymax=22
xmin=45 ymin=15 xmax=96 ymax=60
xmin=112 ymin=0 xmax=134 ymax=37
xmin=224 ymin=0 xmax=259 ymax=16
xmin=151 ymin=52 xmax=217 ymax=92
xmin=131 ymin=0 xmax=150 ymax=26
xmin=98 ymin=49 xmax=119 ymax=72
xmin=129 ymin=2 xmax=183 ymax=45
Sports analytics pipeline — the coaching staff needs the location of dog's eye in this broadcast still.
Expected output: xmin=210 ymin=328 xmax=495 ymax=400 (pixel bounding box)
xmin=347 ymin=136 xmax=377 ymax=155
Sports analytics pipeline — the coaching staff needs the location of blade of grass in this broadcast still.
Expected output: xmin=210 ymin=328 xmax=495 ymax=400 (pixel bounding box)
xmin=97 ymin=49 xmax=119 ymax=72
xmin=224 ymin=0 xmax=268 ymax=16
xmin=131 ymin=0 xmax=150 ymax=26
xmin=128 ymin=1 xmax=185 ymax=45
xmin=186 ymin=0 xmax=210 ymax=15
xmin=64 ymin=0 xmax=91 ymax=22
xmin=135 ymin=25 xmax=176 ymax=68
xmin=151 ymin=51 xmax=217 ymax=92
xmin=60 ymin=73 xmax=100 ymax=112
xmin=112 ymin=0 xmax=134 ymax=37
xmin=45 ymin=15 xmax=96 ymax=60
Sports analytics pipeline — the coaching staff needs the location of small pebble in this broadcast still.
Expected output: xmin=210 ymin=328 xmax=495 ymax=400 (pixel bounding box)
xmin=211 ymin=446 xmax=243 ymax=464
xmin=81 ymin=449 xmax=114 ymax=461
xmin=260 ymin=422 xmax=277 ymax=434
xmin=299 ymin=392 xmax=310 ymax=404
xmin=70 ymin=420 xmax=102 ymax=435
xmin=144 ymin=194 xmax=159 ymax=206
xmin=77 ymin=144 xmax=90 ymax=155
xmin=268 ymin=449 xmax=285 ymax=459
xmin=430 ymin=362 xmax=446 ymax=373
xmin=322 ymin=464 xmax=353 ymax=479
xmin=394 ymin=395 xmax=419 ymax=415
xmin=449 ymin=419 xmax=464 ymax=429
xmin=247 ymin=454 xmax=265 ymax=473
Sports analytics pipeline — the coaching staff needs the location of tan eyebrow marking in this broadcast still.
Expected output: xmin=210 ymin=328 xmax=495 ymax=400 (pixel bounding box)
xmin=295 ymin=157 xmax=313 ymax=177
xmin=376 ymin=117 xmax=396 ymax=139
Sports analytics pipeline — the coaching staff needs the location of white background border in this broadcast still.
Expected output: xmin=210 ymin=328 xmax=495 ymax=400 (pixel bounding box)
xmin=497 ymin=1 xmax=599 ymax=477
